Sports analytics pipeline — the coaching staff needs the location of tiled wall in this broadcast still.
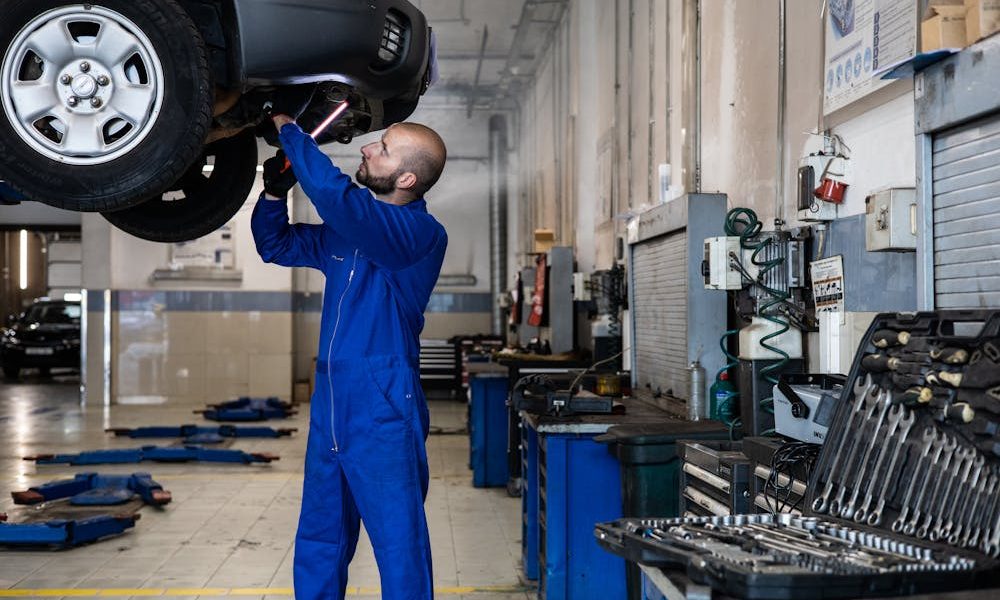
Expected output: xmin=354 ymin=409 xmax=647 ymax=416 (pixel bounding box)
xmin=100 ymin=291 xmax=293 ymax=406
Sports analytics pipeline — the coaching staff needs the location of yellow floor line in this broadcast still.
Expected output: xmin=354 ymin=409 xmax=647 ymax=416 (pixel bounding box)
xmin=0 ymin=585 xmax=530 ymax=597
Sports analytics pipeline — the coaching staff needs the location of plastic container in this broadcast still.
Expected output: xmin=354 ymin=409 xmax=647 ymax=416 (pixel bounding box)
xmin=709 ymin=371 xmax=737 ymax=422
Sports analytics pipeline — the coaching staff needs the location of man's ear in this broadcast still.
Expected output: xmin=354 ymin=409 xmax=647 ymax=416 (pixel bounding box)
xmin=396 ymin=171 xmax=418 ymax=191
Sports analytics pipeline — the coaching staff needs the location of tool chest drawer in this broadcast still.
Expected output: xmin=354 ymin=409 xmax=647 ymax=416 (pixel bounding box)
xmin=596 ymin=310 xmax=1000 ymax=599
xmin=679 ymin=441 xmax=751 ymax=517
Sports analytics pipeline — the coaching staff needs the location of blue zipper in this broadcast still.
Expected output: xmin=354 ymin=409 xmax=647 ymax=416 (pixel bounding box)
xmin=326 ymin=249 xmax=358 ymax=453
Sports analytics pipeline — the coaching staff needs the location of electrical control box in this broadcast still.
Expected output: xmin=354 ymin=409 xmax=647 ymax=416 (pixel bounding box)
xmin=865 ymin=187 xmax=917 ymax=252
xmin=572 ymin=272 xmax=591 ymax=301
xmin=702 ymin=236 xmax=743 ymax=290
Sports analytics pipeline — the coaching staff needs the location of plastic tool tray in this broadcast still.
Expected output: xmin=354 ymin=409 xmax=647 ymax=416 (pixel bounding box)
xmin=596 ymin=310 xmax=1000 ymax=598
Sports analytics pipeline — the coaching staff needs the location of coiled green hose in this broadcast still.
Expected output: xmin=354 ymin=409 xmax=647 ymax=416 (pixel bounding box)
xmin=723 ymin=208 xmax=791 ymax=435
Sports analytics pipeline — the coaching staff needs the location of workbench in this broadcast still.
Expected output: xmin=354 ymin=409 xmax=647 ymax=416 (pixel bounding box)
xmin=520 ymin=398 xmax=676 ymax=600
xmin=494 ymin=356 xmax=592 ymax=496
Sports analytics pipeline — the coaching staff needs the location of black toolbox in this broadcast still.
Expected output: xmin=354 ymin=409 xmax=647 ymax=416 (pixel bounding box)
xmin=679 ymin=441 xmax=752 ymax=518
xmin=595 ymin=310 xmax=1000 ymax=598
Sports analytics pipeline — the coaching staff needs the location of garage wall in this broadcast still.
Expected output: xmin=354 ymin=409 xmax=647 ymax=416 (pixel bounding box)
xmin=513 ymin=0 xmax=920 ymax=308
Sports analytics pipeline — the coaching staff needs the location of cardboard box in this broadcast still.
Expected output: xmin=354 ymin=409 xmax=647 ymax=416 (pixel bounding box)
xmin=966 ymin=0 xmax=1000 ymax=44
xmin=533 ymin=229 xmax=556 ymax=254
xmin=922 ymin=2 xmax=967 ymax=52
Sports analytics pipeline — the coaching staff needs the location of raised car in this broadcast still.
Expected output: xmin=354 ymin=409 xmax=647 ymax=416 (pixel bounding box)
xmin=0 ymin=0 xmax=434 ymax=242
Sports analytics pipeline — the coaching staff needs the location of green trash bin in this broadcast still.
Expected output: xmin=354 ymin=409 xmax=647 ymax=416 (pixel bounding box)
xmin=595 ymin=420 xmax=731 ymax=600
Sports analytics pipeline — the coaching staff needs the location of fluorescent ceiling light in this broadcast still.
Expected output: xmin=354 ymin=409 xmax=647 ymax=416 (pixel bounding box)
xmin=18 ymin=230 xmax=27 ymax=290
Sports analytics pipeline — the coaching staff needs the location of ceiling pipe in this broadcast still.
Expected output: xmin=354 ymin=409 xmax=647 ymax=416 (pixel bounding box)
xmin=776 ymin=0 xmax=787 ymax=227
xmin=488 ymin=114 xmax=509 ymax=336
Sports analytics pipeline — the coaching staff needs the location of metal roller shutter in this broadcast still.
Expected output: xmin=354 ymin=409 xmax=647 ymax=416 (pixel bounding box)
xmin=932 ymin=113 xmax=1000 ymax=309
xmin=632 ymin=231 xmax=689 ymax=399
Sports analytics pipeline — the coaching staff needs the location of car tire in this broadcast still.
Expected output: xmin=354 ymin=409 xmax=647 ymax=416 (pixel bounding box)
xmin=0 ymin=0 xmax=212 ymax=212
xmin=102 ymin=129 xmax=258 ymax=243
xmin=3 ymin=365 xmax=19 ymax=380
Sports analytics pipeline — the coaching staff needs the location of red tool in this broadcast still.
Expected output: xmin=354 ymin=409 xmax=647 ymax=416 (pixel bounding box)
xmin=281 ymin=100 xmax=351 ymax=173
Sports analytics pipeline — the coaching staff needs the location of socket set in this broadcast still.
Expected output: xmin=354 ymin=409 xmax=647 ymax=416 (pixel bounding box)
xmin=597 ymin=311 xmax=1000 ymax=598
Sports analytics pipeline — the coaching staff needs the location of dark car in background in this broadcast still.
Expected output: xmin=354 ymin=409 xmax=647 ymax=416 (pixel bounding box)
xmin=0 ymin=0 xmax=435 ymax=242
xmin=1 ymin=299 xmax=82 ymax=380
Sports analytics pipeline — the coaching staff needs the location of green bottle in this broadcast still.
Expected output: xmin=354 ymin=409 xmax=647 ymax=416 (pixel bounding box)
xmin=709 ymin=371 xmax=737 ymax=423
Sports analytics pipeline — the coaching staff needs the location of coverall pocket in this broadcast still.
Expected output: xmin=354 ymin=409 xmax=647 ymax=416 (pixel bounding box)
xmin=365 ymin=358 xmax=413 ymax=425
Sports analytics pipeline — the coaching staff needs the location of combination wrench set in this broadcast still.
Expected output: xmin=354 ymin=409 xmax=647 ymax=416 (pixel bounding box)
xmin=596 ymin=311 xmax=1000 ymax=598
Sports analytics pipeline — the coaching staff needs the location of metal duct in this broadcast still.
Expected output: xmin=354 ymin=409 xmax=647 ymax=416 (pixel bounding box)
xmin=489 ymin=114 xmax=509 ymax=335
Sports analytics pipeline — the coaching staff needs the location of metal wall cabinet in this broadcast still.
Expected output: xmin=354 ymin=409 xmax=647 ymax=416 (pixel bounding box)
xmin=915 ymin=36 xmax=1000 ymax=309
xmin=628 ymin=194 xmax=729 ymax=406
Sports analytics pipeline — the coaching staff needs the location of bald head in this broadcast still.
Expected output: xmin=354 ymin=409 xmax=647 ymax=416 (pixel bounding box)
xmin=390 ymin=122 xmax=447 ymax=197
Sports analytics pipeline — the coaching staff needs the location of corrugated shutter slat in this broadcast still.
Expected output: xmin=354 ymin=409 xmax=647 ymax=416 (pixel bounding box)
xmin=933 ymin=113 xmax=1000 ymax=309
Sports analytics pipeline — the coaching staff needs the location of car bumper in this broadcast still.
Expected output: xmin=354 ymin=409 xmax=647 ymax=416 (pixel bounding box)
xmin=233 ymin=0 xmax=429 ymax=100
xmin=1 ymin=346 xmax=80 ymax=369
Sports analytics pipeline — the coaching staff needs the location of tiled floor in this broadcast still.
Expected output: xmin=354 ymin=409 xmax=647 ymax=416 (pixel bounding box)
xmin=0 ymin=373 xmax=532 ymax=599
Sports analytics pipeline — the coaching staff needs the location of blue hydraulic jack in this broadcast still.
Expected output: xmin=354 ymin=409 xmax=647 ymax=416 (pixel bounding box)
xmin=195 ymin=397 xmax=296 ymax=422
xmin=25 ymin=445 xmax=279 ymax=466
xmin=107 ymin=424 xmax=297 ymax=444
xmin=0 ymin=511 xmax=138 ymax=547
xmin=12 ymin=472 xmax=172 ymax=507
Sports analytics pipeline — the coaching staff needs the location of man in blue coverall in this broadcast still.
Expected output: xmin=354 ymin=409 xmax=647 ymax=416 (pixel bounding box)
xmin=251 ymin=103 xmax=448 ymax=599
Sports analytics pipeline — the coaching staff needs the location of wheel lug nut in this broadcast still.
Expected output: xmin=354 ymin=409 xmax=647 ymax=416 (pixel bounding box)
xmin=67 ymin=96 xmax=79 ymax=107
xmin=96 ymin=75 xmax=109 ymax=86
xmin=60 ymin=74 xmax=72 ymax=84
xmin=79 ymin=61 xmax=90 ymax=73
xmin=90 ymin=97 xmax=102 ymax=108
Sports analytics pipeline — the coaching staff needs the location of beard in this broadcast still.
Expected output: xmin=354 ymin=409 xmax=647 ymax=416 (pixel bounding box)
xmin=356 ymin=166 xmax=401 ymax=195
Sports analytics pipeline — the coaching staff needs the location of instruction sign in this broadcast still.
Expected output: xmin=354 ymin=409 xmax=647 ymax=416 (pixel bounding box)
xmin=823 ymin=0 xmax=916 ymax=114
xmin=811 ymin=255 xmax=845 ymax=313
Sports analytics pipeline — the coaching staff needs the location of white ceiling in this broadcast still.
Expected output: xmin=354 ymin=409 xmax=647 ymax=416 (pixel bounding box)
xmin=413 ymin=0 xmax=526 ymax=101
xmin=413 ymin=0 xmax=571 ymax=109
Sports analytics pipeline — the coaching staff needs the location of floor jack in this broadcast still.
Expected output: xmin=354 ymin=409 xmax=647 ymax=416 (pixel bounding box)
xmin=195 ymin=397 xmax=296 ymax=421
xmin=1 ymin=473 xmax=170 ymax=547
xmin=107 ymin=424 xmax=297 ymax=444
xmin=25 ymin=445 xmax=279 ymax=465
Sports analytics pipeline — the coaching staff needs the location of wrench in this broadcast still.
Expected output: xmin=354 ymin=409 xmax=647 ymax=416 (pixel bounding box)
xmin=812 ymin=374 xmax=875 ymax=514
xmin=916 ymin=437 xmax=958 ymax=539
xmin=965 ymin=471 xmax=993 ymax=549
xmin=976 ymin=470 xmax=1000 ymax=553
xmin=892 ymin=428 xmax=943 ymax=534
xmin=864 ymin=406 xmax=916 ymax=527
xmin=927 ymin=447 xmax=973 ymax=541
xmin=829 ymin=385 xmax=883 ymax=516
xmin=938 ymin=451 xmax=981 ymax=541
xmin=950 ymin=462 xmax=987 ymax=546
xmin=843 ymin=391 xmax=896 ymax=521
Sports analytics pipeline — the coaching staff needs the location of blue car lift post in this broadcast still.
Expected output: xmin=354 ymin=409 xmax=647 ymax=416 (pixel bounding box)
xmin=0 ymin=472 xmax=170 ymax=547
xmin=195 ymin=397 xmax=297 ymax=422
xmin=107 ymin=424 xmax=297 ymax=443
xmin=0 ymin=511 xmax=138 ymax=547
xmin=25 ymin=445 xmax=279 ymax=466
xmin=12 ymin=472 xmax=172 ymax=506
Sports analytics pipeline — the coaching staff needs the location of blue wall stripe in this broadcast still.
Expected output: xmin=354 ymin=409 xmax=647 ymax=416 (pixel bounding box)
xmin=113 ymin=291 xmax=292 ymax=312
xmin=426 ymin=293 xmax=493 ymax=313
xmin=103 ymin=291 xmax=490 ymax=314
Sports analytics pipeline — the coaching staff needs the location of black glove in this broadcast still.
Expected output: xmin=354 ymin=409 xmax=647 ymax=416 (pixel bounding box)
xmin=268 ymin=85 xmax=315 ymax=121
xmin=263 ymin=150 xmax=297 ymax=198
